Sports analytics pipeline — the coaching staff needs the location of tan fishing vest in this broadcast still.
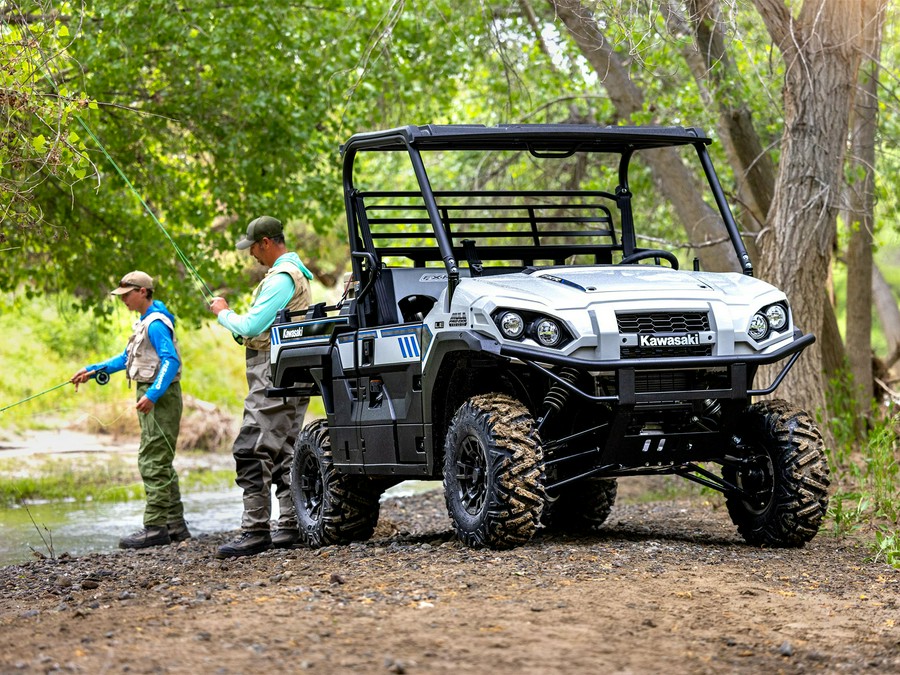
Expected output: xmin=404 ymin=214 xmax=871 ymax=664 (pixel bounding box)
xmin=244 ymin=262 xmax=311 ymax=351
xmin=126 ymin=312 xmax=183 ymax=384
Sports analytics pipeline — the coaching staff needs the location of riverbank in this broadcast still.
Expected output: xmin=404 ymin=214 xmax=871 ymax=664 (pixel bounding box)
xmin=1 ymin=488 xmax=898 ymax=674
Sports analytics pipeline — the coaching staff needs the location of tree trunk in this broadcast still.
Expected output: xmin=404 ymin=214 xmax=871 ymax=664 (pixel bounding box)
xmin=676 ymin=0 xmax=847 ymax=373
xmin=844 ymin=0 xmax=886 ymax=418
xmin=680 ymin=0 xmax=775 ymax=238
xmin=751 ymin=0 xmax=869 ymax=414
xmin=873 ymin=264 xmax=900 ymax=368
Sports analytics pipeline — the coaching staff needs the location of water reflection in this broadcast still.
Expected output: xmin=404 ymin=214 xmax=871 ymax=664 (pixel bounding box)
xmin=0 ymin=481 xmax=440 ymax=566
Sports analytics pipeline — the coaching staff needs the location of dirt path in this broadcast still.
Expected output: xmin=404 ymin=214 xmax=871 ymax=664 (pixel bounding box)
xmin=1 ymin=486 xmax=898 ymax=674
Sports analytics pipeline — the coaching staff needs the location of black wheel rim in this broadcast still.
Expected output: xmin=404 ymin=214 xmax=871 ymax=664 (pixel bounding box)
xmin=456 ymin=433 xmax=487 ymax=516
xmin=736 ymin=453 xmax=775 ymax=514
xmin=298 ymin=452 xmax=323 ymax=519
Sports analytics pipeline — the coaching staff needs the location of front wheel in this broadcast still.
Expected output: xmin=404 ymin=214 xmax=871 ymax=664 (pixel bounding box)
xmin=291 ymin=419 xmax=381 ymax=547
xmin=723 ymin=400 xmax=830 ymax=547
xmin=443 ymin=393 xmax=546 ymax=549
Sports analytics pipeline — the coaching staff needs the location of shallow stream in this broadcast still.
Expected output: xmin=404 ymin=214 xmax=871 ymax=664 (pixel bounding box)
xmin=0 ymin=481 xmax=439 ymax=566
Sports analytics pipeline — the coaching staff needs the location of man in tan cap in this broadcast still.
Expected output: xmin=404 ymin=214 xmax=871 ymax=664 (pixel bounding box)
xmin=209 ymin=216 xmax=314 ymax=558
xmin=71 ymin=271 xmax=189 ymax=548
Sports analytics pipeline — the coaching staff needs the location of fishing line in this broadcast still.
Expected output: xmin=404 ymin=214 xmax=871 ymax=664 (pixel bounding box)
xmin=36 ymin=66 xmax=216 ymax=303
xmin=74 ymin=117 xmax=216 ymax=303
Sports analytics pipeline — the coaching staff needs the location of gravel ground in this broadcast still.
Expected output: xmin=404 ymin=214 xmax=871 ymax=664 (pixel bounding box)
xmin=0 ymin=484 xmax=898 ymax=674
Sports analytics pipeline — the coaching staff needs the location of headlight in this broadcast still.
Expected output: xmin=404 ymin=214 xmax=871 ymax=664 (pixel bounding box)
xmin=491 ymin=308 xmax=572 ymax=348
xmin=766 ymin=304 xmax=787 ymax=331
xmin=748 ymin=313 xmax=769 ymax=341
xmin=499 ymin=311 xmax=525 ymax=338
xmin=535 ymin=319 xmax=561 ymax=347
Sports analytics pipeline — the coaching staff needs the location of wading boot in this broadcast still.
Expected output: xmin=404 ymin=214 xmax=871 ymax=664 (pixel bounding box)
xmin=271 ymin=528 xmax=300 ymax=549
xmin=119 ymin=525 xmax=171 ymax=549
xmin=215 ymin=530 xmax=271 ymax=559
xmin=167 ymin=520 xmax=192 ymax=542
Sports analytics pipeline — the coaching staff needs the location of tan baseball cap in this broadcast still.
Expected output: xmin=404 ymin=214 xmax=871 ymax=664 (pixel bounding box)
xmin=110 ymin=270 xmax=154 ymax=295
xmin=236 ymin=216 xmax=283 ymax=250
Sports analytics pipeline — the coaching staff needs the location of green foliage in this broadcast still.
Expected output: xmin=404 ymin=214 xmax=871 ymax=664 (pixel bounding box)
xmin=824 ymin=371 xmax=900 ymax=567
xmin=3 ymin=0 xmax=512 ymax=323
xmin=871 ymin=528 xmax=900 ymax=568
xmin=1 ymin=0 xmax=96 ymax=240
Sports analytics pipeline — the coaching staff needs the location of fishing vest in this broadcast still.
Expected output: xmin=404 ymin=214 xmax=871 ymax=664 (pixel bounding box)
xmin=126 ymin=312 xmax=183 ymax=384
xmin=243 ymin=262 xmax=311 ymax=351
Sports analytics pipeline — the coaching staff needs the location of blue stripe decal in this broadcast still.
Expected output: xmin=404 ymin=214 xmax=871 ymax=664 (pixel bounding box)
xmin=381 ymin=326 xmax=419 ymax=337
xmin=409 ymin=336 xmax=420 ymax=357
xmin=398 ymin=337 xmax=408 ymax=358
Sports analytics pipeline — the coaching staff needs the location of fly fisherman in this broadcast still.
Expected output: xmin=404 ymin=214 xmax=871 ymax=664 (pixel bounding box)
xmin=70 ymin=271 xmax=189 ymax=548
xmin=209 ymin=216 xmax=313 ymax=558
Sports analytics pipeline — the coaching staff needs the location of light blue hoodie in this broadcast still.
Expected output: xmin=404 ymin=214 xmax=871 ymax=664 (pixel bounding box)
xmin=217 ymin=252 xmax=313 ymax=339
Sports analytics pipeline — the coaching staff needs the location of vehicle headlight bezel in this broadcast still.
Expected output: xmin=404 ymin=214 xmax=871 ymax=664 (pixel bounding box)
xmin=747 ymin=302 xmax=790 ymax=342
xmin=491 ymin=308 xmax=573 ymax=349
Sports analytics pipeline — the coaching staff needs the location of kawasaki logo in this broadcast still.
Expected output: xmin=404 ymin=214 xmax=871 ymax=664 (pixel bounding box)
xmin=639 ymin=333 xmax=700 ymax=347
xmin=282 ymin=327 xmax=304 ymax=339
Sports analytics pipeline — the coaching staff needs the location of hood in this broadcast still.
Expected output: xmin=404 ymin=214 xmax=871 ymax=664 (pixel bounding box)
xmin=143 ymin=300 xmax=176 ymax=325
xmin=456 ymin=266 xmax=777 ymax=309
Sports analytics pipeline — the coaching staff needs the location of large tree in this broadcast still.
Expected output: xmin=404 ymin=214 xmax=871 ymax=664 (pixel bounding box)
xmin=751 ymin=0 xmax=885 ymax=413
xmin=1 ymin=0 xmax=507 ymax=321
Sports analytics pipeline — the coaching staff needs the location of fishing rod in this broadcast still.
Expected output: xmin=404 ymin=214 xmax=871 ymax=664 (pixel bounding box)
xmin=0 ymin=370 xmax=109 ymax=415
xmin=38 ymin=66 xmax=243 ymax=341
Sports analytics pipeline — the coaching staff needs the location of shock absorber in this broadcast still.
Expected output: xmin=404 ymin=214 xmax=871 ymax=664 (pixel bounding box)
xmin=540 ymin=367 xmax=579 ymax=426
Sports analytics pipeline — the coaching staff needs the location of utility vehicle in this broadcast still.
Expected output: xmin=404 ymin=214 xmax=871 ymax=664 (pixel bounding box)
xmin=268 ymin=124 xmax=830 ymax=550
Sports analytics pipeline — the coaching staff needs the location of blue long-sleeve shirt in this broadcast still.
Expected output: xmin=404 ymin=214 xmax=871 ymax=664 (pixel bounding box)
xmin=217 ymin=252 xmax=312 ymax=338
xmin=88 ymin=300 xmax=181 ymax=403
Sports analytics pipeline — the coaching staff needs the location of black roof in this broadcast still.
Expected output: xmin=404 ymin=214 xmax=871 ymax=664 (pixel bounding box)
xmin=341 ymin=124 xmax=711 ymax=154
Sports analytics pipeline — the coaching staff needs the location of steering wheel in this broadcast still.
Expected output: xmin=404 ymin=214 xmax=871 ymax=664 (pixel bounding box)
xmin=619 ymin=249 xmax=679 ymax=270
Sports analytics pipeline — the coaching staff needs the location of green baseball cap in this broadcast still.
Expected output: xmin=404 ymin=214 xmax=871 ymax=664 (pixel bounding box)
xmin=236 ymin=216 xmax=283 ymax=250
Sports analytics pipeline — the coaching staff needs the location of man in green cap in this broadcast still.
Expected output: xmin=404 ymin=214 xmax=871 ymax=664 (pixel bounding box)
xmin=209 ymin=216 xmax=313 ymax=558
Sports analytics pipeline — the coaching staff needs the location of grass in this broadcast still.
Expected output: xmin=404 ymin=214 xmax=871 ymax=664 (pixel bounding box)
xmin=0 ymin=293 xmax=326 ymax=433
xmin=0 ymin=453 xmax=234 ymax=508
xmin=0 ymin=452 xmax=236 ymax=507
xmin=825 ymin=371 xmax=900 ymax=568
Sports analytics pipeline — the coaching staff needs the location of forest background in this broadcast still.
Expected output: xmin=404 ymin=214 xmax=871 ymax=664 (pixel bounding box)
xmin=1 ymin=0 xmax=899 ymax=564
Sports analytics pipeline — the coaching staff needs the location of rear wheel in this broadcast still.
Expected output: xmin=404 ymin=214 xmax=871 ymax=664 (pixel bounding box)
xmin=291 ymin=419 xmax=381 ymax=547
xmin=543 ymin=478 xmax=618 ymax=533
xmin=443 ymin=393 xmax=546 ymax=549
xmin=723 ymin=400 xmax=829 ymax=547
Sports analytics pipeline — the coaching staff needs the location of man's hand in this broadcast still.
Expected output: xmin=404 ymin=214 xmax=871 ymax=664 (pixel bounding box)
xmin=70 ymin=368 xmax=91 ymax=392
xmin=209 ymin=296 xmax=229 ymax=316
xmin=136 ymin=396 xmax=155 ymax=414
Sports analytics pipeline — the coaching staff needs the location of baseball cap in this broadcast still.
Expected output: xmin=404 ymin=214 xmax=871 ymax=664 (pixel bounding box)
xmin=110 ymin=270 xmax=154 ymax=295
xmin=236 ymin=216 xmax=283 ymax=250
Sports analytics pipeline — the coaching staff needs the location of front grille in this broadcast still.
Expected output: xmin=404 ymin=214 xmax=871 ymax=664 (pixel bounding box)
xmin=617 ymin=311 xmax=712 ymax=358
xmin=616 ymin=311 xmax=710 ymax=333
xmin=634 ymin=369 xmax=728 ymax=393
